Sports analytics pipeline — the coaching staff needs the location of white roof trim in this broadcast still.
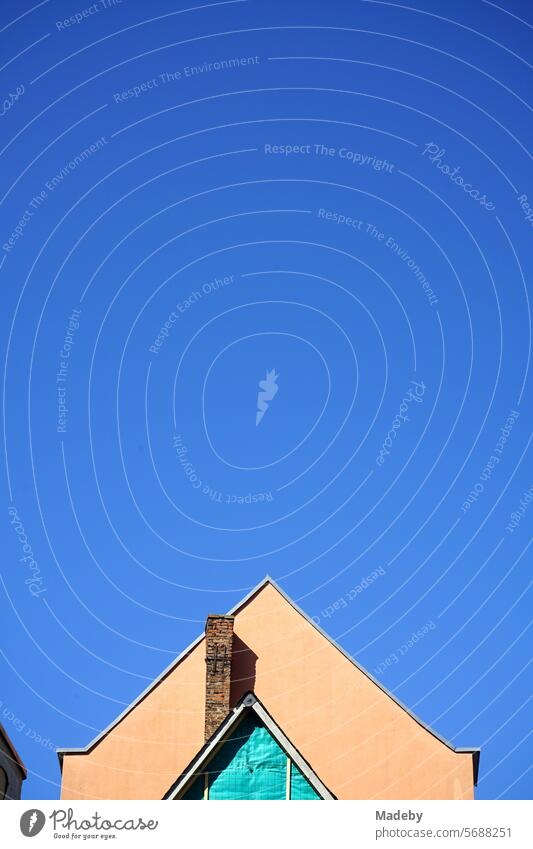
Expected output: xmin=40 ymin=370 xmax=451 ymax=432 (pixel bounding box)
xmin=164 ymin=692 xmax=335 ymax=800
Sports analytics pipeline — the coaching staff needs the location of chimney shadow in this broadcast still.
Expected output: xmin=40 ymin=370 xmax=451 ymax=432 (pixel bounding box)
xmin=230 ymin=634 xmax=258 ymax=707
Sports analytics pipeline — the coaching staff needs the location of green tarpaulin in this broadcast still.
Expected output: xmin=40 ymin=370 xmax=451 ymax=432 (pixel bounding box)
xmin=181 ymin=712 xmax=320 ymax=800
xmin=290 ymin=762 xmax=320 ymax=800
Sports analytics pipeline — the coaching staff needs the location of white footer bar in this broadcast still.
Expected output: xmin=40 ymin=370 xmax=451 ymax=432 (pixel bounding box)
xmin=1 ymin=799 xmax=530 ymax=848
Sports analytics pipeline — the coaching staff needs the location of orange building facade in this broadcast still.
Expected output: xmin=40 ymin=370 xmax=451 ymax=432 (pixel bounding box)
xmin=58 ymin=578 xmax=479 ymax=800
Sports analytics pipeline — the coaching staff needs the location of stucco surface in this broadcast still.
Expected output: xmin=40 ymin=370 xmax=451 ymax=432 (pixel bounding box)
xmin=60 ymin=582 xmax=475 ymax=800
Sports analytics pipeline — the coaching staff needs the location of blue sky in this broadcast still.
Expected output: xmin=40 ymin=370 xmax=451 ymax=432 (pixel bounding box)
xmin=0 ymin=0 xmax=531 ymax=800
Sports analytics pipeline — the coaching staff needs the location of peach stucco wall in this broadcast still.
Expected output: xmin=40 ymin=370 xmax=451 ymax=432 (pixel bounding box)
xmin=60 ymin=583 xmax=475 ymax=800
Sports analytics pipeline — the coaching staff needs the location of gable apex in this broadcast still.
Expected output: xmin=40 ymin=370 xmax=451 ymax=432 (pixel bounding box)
xmin=164 ymin=691 xmax=336 ymax=800
xmin=227 ymin=576 xmax=479 ymax=782
xmin=57 ymin=575 xmax=479 ymax=786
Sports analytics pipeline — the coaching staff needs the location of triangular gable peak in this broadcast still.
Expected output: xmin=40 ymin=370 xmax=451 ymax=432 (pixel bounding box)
xmin=164 ymin=692 xmax=335 ymax=800
xmin=58 ymin=577 xmax=479 ymax=800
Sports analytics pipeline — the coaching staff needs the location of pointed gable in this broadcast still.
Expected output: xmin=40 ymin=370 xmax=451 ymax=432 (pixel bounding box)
xmin=59 ymin=578 xmax=478 ymax=800
xmin=165 ymin=693 xmax=334 ymax=800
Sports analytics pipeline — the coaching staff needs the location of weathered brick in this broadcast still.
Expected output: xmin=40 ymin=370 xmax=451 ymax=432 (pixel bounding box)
xmin=204 ymin=614 xmax=234 ymax=740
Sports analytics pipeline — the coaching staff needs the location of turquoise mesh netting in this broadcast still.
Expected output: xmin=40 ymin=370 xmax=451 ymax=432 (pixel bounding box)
xmin=290 ymin=762 xmax=320 ymax=800
xmin=180 ymin=712 xmax=321 ymax=800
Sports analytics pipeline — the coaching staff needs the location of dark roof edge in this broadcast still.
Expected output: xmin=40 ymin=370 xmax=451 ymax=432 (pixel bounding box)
xmin=164 ymin=691 xmax=336 ymax=800
xmin=57 ymin=576 xmax=479 ymax=774
xmin=456 ymin=747 xmax=480 ymax=786
xmin=0 ymin=722 xmax=27 ymax=778
xmin=264 ymin=579 xmax=480 ymax=763
xmin=57 ymin=577 xmax=276 ymax=762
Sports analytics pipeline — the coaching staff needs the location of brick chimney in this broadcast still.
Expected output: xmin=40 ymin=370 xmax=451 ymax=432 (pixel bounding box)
xmin=204 ymin=614 xmax=234 ymax=741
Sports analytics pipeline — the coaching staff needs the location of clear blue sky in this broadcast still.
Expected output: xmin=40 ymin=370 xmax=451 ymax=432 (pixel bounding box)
xmin=0 ymin=0 xmax=531 ymax=800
